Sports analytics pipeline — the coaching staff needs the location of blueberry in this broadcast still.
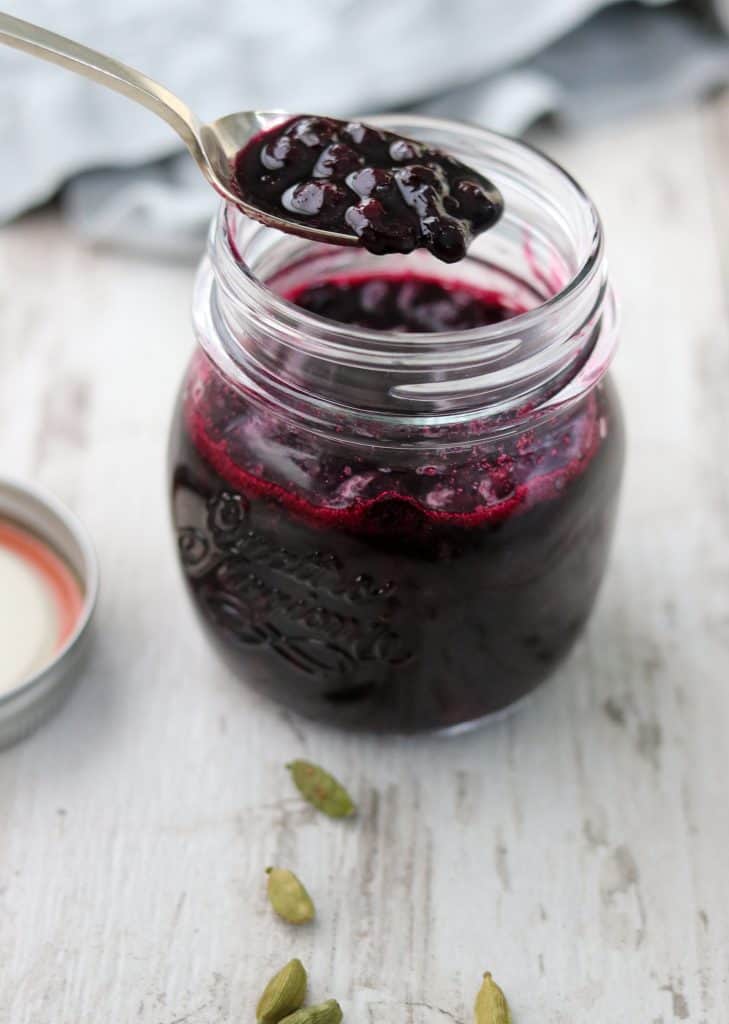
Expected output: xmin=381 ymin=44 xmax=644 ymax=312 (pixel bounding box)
xmin=343 ymin=121 xmax=387 ymax=148
xmin=313 ymin=143 xmax=363 ymax=179
xmin=346 ymin=167 xmax=395 ymax=198
xmin=282 ymin=181 xmax=325 ymax=216
xmin=395 ymin=175 xmax=442 ymax=218
xmin=424 ymin=161 xmax=449 ymax=188
xmin=344 ymin=198 xmax=384 ymax=237
xmin=283 ymin=180 xmax=349 ymax=218
xmin=420 ymin=216 xmax=468 ymax=264
xmin=453 ymin=179 xmax=500 ymax=230
xmin=292 ymin=282 xmax=341 ymax=315
xmin=288 ymin=116 xmax=338 ymax=148
xmin=345 ymin=199 xmax=417 ymax=255
xmin=389 ymin=139 xmax=424 ymax=162
xmin=261 ymin=134 xmax=295 ymax=170
xmin=316 ymin=182 xmax=351 ymax=222
xmin=395 ymin=164 xmax=441 ymax=190
xmin=359 ymin=279 xmax=392 ymax=316
xmin=395 ymin=280 xmax=426 ymax=319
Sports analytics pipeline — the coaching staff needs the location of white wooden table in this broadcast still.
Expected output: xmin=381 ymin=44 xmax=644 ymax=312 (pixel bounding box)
xmin=2 ymin=97 xmax=729 ymax=1023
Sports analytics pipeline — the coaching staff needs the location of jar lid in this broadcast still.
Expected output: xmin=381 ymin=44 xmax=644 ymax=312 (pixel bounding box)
xmin=0 ymin=476 xmax=98 ymax=749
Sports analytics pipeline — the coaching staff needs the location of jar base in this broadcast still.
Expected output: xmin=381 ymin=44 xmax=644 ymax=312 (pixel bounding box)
xmin=430 ymin=690 xmax=537 ymax=737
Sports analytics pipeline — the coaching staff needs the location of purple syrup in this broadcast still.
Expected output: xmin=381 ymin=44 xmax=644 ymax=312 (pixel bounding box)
xmin=170 ymin=273 xmax=624 ymax=732
xmin=233 ymin=116 xmax=503 ymax=263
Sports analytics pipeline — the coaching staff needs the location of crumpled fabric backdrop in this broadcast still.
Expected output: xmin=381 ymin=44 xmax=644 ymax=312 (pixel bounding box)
xmin=1 ymin=0 xmax=728 ymax=258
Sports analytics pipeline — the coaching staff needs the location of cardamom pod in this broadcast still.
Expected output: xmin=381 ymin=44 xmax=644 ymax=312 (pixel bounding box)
xmin=287 ymin=760 xmax=356 ymax=819
xmin=265 ymin=867 xmax=315 ymax=925
xmin=256 ymin=959 xmax=308 ymax=1024
xmin=475 ymin=972 xmax=511 ymax=1024
xmin=278 ymin=999 xmax=343 ymax=1024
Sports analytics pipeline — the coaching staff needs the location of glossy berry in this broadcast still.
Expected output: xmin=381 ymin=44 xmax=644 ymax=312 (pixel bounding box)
xmin=453 ymin=178 xmax=501 ymax=231
xmin=345 ymin=199 xmax=418 ymax=255
xmin=313 ymin=143 xmax=363 ymax=179
xmin=283 ymin=181 xmax=350 ymax=221
xmin=347 ymin=167 xmax=395 ymax=199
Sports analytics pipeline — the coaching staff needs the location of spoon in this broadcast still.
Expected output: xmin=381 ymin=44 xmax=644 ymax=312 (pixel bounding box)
xmin=0 ymin=11 xmax=358 ymax=246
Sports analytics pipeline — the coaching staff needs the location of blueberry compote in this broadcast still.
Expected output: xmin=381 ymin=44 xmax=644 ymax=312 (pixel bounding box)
xmin=233 ymin=116 xmax=503 ymax=262
xmin=170 ymin=273 xmax=624 ymax=733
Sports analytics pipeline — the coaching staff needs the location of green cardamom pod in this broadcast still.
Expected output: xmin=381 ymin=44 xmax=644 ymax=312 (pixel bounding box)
xmin=287 ymin=760 xmax=356 ymax=819
xmin=265 ymin=867 xmax=315 ymax=925
xmin=256 ymin=959 xmax=308 ymax=1024
xmin=278 ymin=999 xmax=343 ymax=1024
xmin=475 ymin=972 xmax=511 ymax=1024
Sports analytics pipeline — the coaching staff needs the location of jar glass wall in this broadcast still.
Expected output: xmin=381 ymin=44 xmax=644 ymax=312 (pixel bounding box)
xmin=169 ymin=117 xmax=625 ymax=733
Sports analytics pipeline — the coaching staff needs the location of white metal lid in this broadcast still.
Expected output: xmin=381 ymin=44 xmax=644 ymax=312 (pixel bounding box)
xmin=0 ymin=476 xmax=99 ymax=749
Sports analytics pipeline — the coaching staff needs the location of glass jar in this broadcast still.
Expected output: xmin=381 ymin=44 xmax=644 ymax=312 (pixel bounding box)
xmin=169 ymin=115 xmax=625 ymax=733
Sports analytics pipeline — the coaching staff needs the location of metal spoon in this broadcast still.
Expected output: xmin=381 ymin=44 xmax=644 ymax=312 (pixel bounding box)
xmin=0 ymin=11 xmax=358 ymax=246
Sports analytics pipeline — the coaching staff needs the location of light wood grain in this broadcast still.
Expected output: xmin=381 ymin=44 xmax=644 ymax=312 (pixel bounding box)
xmin=1 ymin=98 xmax=729 ymax=1023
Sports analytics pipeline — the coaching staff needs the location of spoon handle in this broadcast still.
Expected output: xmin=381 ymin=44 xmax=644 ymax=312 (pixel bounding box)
xmin=0 ymin=12 xmax=204 ymax=162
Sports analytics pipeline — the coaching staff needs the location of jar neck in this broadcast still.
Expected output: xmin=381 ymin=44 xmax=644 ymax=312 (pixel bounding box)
xmin=194 ymin=116 xmax=618 ymax=445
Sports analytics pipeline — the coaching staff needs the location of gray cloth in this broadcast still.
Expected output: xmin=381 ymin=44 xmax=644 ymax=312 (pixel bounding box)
xmin=0 ymin=0 xmax=727 ymax=258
